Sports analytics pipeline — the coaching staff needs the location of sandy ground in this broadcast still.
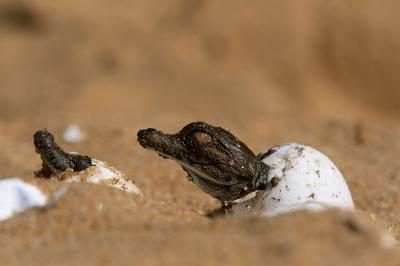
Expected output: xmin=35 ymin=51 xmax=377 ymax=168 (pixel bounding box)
xmin=0 ymin=0 xmax=400 ymax=265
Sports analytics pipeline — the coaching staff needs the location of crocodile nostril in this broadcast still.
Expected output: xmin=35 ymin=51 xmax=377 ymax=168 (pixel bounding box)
xmin=137 ymin=128 xmax=160 ymax=147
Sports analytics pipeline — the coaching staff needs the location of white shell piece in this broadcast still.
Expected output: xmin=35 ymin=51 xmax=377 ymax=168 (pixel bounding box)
xmin=65 ymin=159 xmax=142 ymax=195
xmin=63 ymin=124 xmax=87 ymax=143
xmin=0 ymin=178 xmax=48 ymax=221
xmin=229 ymin=143 xmax=355 ymax=217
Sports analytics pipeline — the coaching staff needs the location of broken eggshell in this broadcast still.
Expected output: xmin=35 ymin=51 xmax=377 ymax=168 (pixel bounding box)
xmin=50 ymin=158 xmax=143 ymax=195
xmin=227 ymin=143 xmax=355 ymax=217
xmin=34 ymin=129 xmax=142 ymax=195
xmin=0 ymin=178 xmax=48 ymax=221
xmin=63 ymin=124 xmax=87 ymax=143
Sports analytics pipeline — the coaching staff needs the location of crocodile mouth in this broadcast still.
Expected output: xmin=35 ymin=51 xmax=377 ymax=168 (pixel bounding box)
xmin=158 ymin=151 xmax=240 ymax=187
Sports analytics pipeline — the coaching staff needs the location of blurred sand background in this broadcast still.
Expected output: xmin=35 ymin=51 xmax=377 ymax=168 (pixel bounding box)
xmin=0 ymin=1 xmax=399 ymax=265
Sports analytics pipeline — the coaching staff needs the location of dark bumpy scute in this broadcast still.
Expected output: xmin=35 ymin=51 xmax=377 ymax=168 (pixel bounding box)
xmin=33 ymin=130 xmax=93 ymax=178
xmin=137 ymin=122 xmax=270 ymax=202
xmin=70 ymin=154 xmax=94 ymax=171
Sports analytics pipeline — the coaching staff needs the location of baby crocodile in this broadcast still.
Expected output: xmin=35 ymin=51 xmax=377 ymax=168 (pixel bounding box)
xmin=34 ymin=130 xmax=93 ymax=177
xmin=137 ymin=122 xmax=270 ymax=202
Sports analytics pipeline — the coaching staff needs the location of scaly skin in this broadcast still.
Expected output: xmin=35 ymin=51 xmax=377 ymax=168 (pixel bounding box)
xmin=33 ymin=130 xmax=93 ymax=178
xmin=137 ymin=122 xmax=270 ymax=202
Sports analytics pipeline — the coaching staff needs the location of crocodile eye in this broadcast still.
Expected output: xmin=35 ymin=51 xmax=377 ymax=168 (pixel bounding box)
xmin=194 ymin=131 xmax=212 ymax=144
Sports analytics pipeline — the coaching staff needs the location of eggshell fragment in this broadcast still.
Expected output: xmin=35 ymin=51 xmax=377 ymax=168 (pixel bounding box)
xmin=228 ymin=143 xmax=355 ymax=217
xmin=63 ymin=124 xmax=87 ymax=143
xmin=55 ymin=159 xmax=142 ymax=195
xmin=0 ymin=178 xmax=48 ymax=221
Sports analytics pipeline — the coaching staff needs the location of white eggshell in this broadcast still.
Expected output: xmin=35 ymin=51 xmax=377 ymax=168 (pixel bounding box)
xmin=63 ymin=124 xmax=87 ymax=143
xmin=229 ymin=143 xmax=355 ymax=217
xmin=64 ymin=159 xmax=142 ymax=195
xmin=0 ymin=178 xmax=48 ymax=221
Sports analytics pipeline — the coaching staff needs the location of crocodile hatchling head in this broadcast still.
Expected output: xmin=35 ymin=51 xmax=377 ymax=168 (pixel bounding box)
xmin=34 ymin=129 xmax=93 ymax=177
xmin=137 ymin=122 xmax=269 ymax=202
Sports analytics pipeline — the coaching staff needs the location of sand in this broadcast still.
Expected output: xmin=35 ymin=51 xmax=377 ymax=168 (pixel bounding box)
xmin=0 ymin=0 xmax=399 ymax=265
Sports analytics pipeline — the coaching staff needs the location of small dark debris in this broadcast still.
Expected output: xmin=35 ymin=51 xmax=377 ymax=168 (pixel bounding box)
xmin=340 ymin=216 xmax=367 ymax=234
xmin=271 ymin=197 xmax=280 ymax=202
xmin=308 ymin=193 xmax=315 ymax=199
xmin=283 ymin=161 xmax=294 ymax=172
xmin=271 ymin=176 xmax=280 ymax=187
xmin=296 ymin=147 xmax=305 ymax=156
